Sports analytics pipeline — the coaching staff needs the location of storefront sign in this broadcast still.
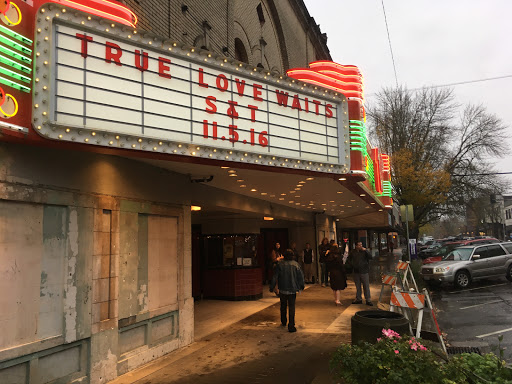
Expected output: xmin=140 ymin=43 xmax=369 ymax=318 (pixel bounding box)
xmin=33 ymin=8 xmax=350 ymax=172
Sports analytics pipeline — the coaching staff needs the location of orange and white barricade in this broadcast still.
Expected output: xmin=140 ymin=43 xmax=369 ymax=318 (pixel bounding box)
xmin=396 ymin=261 xmax=419 ymax=292
xmin=390 ymin=288 xmax=447 ymax=354
xmin=377 ymin=274 xmax=399 ymax=310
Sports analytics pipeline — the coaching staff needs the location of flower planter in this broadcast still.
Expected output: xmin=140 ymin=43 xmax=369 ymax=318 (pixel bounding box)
xmin=351 ymin=310 xmax=410 ymax=345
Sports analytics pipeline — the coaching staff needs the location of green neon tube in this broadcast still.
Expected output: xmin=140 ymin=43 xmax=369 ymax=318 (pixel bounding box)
xmin=0 ymin=33 xmax=32 ymax=55
xmin=0 ymin=53 xmax=31 ymax=73
xmin=0 ymin=24 xmax=32 ymax=45
xmin=0 ymin=44 xmax=31 ymax=63
xmin=0 ymin=74 xmax=31 ymax=92
xmin=0 ymin=65 xmax=31 ymax=83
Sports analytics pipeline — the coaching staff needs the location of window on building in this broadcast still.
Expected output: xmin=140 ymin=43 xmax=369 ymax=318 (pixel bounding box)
xmin=257 ymin=3 xmax=265 ymax=24
xmin=203 ymin=234 xmax=258 ymax=268
xmin=234 ymin=38 xmax=249 ymax=64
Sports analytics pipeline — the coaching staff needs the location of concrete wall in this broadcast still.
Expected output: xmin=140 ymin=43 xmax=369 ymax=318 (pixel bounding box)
xmin=0 ymin=143 xmax=193 ymax=383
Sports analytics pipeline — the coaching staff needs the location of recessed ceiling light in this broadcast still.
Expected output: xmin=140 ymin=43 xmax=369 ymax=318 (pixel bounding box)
xmin=279 ymin=198 xmax=285 ymax=200
xmin=295 ymin=195 xmax=301 ymax=198
xmin=322 ymin=203 xmax=327 ymax=206
xmin=379 ymin=209 xmax=383 ymax=211
xmin=330 ymin=201 xmax=334 ymax=203
xmin=339 ymin=177 xmax=346 ymax=181
xmin=228 ymin=170 xmax=236 ymax=173
xmin=281 ymin=193 xmax=286 ymax=196
xmin=306 ymin=177 xmax=314 ymax=180
xmin=290 ymin=191 xmax=296 ymax=194
xmin=240 ymin=185 xmax=246 ymax=188
xmin=371 ymin=202 xmax=376 ymax=205
xmin=294 ymin=188 xmax=301 ymax=190
xmin=228 ymin=174 xmax=237 ymax=177
xmin=261 ymin=192 xmax=267 ymax=195
xmin=221 ymin=166 xmax=229 ymax=169
xmin=296 ymin=184 xmax=302 ymax=187
xmin=337 ymin=191 xmax=343 ymax=194
xmin=350 ymin=199 xmax=356 ymax=202
xmin=299 ymin=181 xmax=306 ymax=184
xmin=348 ymin=205 xmax=352 ymax=208
xmin=289 ymin=201 xmax=294 ymax=203
xmin=251 ymin=188 xmax=257 ymax=192
xmin=237 ymin=179 xmax=244 ymax=182
xmin=360 ymin=194 xmax=366 ymax=197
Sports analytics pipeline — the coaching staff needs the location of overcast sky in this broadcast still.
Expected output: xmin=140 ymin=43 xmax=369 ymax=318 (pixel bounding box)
xmin=303 ymin=0 xmax=512 ymax=188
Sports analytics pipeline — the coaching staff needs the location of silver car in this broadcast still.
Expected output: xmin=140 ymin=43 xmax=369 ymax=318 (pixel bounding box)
xmin=420 ymin=242 xmax=512 ymax=288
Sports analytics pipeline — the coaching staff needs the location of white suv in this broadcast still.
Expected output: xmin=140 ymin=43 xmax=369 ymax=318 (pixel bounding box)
xmin=420 ymin=242 xmax=512 ymax=288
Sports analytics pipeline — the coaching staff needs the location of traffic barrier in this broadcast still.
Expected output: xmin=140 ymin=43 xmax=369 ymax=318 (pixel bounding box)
xmin=395 ymin=261 xmax=419 ymax=292
xmin=390 ymin=288 xmax=447 ymax=354
xmin=377 ymin=274 xmax=399 ymax=310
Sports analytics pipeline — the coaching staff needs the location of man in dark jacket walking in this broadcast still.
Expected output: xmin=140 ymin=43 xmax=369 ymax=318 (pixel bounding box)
xmin=347 ymin=241 xmax=373 ymax=306
xmin=270 ymin=249 xmax=305 ymax=332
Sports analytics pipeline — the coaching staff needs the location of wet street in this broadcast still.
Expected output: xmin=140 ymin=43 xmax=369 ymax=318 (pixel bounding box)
xmin=431 ymin=277 xmax=512 ymax=363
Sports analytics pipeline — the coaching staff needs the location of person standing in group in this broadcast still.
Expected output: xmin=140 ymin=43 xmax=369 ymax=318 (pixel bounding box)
xmin=270 ymin=249 xmax=305 ymax=333
xmin=302 ymin=242 xmax=315 ymax=283
xmin=290 ymin=242 xmax=301 ymax=266
xmin=319 ymin=238 xmax=330 ymax=287
xmin=267 ymin=242 xmax=283 ymax=283
xmin=325 ymin=243 xmax=347 ymax=305
xmin=346 ymin=241 xmax=373 ymax=306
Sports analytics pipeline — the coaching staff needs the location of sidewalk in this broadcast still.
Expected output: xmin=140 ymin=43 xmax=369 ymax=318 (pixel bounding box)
xmin=109 ymin=253 xmax=398 ymax=384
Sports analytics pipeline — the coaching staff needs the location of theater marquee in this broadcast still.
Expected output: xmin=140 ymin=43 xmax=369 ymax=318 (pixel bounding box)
xmin=33 ymin=7 xmax=350 ymax=172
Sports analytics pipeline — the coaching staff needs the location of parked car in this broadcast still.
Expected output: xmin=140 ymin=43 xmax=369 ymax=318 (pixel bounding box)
xmin=420 ymin=242 xmax=512 ymax=288
xmin=422 ymin=238 xmax=500 ymax=264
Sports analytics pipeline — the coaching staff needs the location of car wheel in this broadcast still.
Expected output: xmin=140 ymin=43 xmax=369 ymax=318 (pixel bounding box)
xmin=455 ymin=270 xmax=471 ymax=289
xmin=506 ymin=265 xmax=512 ymax=282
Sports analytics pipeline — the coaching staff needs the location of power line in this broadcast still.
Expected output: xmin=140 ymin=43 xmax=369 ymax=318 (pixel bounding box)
xmin=381 ymin=0 xmax=398 ymax=87
xmin=452 ymin=172 xmax=512 ymax=177
xmin=407 ymin=74 xmax=512 ymax=91
xmin=366 ymin=74 xmax=512 ymax=96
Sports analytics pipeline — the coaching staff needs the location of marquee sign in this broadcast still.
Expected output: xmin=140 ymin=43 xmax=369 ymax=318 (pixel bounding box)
xmin=32 ymin=5 xmax=350 ymax=173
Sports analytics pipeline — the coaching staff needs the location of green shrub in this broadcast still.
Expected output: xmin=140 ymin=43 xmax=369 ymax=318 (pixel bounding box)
xmin=330 ymin=329 xmax=512 ymax=384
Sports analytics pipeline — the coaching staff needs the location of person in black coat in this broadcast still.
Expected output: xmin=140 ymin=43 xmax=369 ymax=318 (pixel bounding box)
xmin=325 ymin=244 xmax=347 ymax=306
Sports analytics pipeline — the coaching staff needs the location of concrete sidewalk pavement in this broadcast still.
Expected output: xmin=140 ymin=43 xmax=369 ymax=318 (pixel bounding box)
xmin=109 ymin=281 xmax=381 ymax=384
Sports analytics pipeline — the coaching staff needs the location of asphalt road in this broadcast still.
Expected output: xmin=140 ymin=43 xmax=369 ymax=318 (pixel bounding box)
xmin=430 ymin=276 xmax=512 ymax=363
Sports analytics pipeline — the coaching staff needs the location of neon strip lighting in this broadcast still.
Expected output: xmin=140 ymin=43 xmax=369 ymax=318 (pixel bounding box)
xmin=0 ymin=65 xmax=31 ymax=83
xmin=287 ymin=70 xmax=364 ymax=99
xmin=2 ymin=2 xmax=21 ymax=27
xmin=0 ymin=52 xmax=31 ymax=73
xmin=0 ymin=43 xmax=31 ymax=63
xmin=0 ymin=32 xmax=32 ymax=55
xmin=0 ymin=74 xmax=30 ymax=92
xmin=0 ymin=24 xmax=32 ymax=44
xmin=50 ymin=0 xmax=138 ymax=27
xmin=309 ymin=60 xmax=360 ymax=71
xmin=0 ymin=93 xmax=18 ymax=117
xmin=372 ymin=148 xmax=383 ymax=194
xmin=381 ymin=154 xmax=390 ymax=172
xmin=381 ymin=181 xmax=392 ymax=197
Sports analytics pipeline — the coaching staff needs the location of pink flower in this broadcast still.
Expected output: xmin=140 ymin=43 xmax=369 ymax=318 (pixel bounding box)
xmin=420 ymin=345 xmax=428 ymax=351
xmin=394 ymin=340 xmax=398 ymax=343
xmin=394 ymin=350 xmax=399 ymax=354
xmin=410 ymin=344 xmax=418 ymax=351
xmin=377 ymin=338 xmax=382 ymax=342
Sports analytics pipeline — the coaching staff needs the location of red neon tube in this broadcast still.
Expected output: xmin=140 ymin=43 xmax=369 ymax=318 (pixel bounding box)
xmin=49 ymin=0 xmax=137 ymax=27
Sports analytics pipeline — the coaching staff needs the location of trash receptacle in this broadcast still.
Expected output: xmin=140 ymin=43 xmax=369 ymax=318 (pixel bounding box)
xmin=351 ymin=310 xmax=410 ymax=345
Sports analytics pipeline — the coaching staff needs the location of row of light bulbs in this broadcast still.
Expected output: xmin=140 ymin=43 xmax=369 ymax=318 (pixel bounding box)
xmin=221 ymin=167 xmax=383 ymax=214
xmin=38 ymin=5 xmax=345 ymax=101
